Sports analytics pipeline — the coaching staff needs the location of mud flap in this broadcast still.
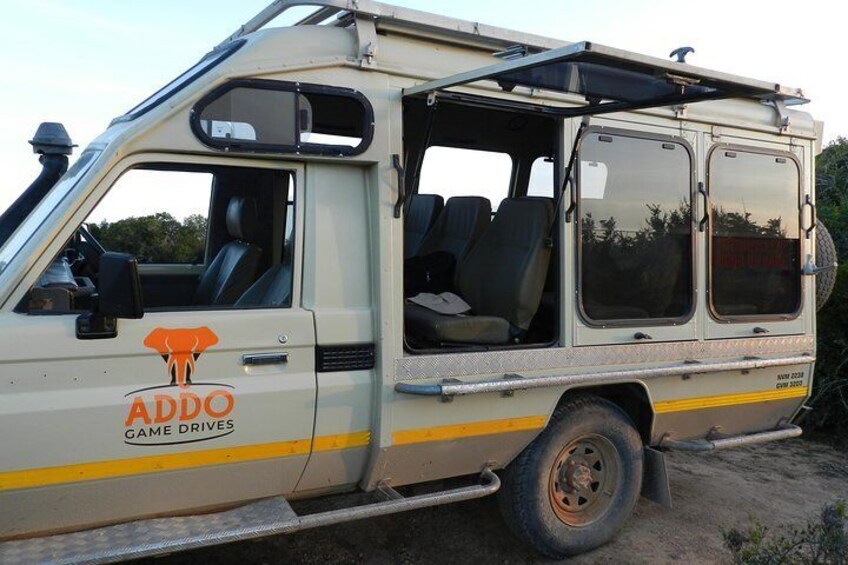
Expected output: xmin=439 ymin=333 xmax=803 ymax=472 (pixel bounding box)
xmin=641 ymin=446 xmax=672 ymax=508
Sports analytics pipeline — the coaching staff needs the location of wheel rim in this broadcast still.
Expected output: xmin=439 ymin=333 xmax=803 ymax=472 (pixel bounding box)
xmin=548 ymin=433 xmax=620 ymax=526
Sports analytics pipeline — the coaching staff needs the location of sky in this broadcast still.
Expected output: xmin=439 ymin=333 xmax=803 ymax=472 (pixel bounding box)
xmin=0 ymin=0 xmax=845 ymax=216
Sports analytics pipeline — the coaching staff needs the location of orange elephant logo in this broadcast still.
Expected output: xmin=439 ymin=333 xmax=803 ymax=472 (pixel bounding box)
xmin=143 ymin=327 xmax=219 ymax=388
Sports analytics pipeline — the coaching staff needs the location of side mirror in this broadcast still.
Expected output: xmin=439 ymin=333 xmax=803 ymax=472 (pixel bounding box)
xmin=76 ymin=252 xmax=143 ymax=339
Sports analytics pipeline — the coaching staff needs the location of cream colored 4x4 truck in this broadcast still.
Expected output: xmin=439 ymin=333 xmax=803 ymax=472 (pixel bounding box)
xmin=0 ymin=2 xmax=838 ymax=563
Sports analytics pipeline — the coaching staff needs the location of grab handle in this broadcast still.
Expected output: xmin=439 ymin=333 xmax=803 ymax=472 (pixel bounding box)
xmin=392 ymin=154 xmax=406 ymax=219
xmin=697 ymin=181 xmax=709 ymax=232
xmin=802 ymin=194 xmax=816 ymax=239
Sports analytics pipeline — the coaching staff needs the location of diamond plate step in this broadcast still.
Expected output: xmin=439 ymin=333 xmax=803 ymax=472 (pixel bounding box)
xmin=0 ymin=497 xmax=299 ymax=565
xmin=0 ymin=469 xmax=500 ymax=565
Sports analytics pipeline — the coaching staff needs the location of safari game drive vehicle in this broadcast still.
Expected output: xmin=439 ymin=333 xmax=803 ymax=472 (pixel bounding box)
xmin=0 ymin=1 xmax=837 ymax=563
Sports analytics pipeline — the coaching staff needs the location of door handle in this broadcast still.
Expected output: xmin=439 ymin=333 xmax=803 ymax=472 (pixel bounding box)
xmin=242 ymin=352 xmax=289 ymax=366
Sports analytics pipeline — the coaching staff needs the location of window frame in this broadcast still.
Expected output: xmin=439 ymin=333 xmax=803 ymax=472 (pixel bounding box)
xmin=575 ymin=126 xmax=697 ymax=328
xmin=706 ymin=143 xmax=804 ymax=323
xmin=190 ymin=78 xmax=375 ymax=157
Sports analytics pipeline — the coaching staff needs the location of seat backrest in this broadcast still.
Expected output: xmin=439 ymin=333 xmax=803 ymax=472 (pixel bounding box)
xmin=417 ymin=196 xmax=491 ymax=262
xmin=455 ymin=198 xmax=554 ymax=331
xmin=193 ymin=196 xmax=262 ymax=306
xmin=235 ymin=264 xmax=293 ymax=308
xmin=404 ymin=194 xmax=444 ymax=259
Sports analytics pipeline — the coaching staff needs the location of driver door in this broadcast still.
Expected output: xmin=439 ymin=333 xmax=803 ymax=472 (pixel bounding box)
xmin=0 ymin=156 xmax=316 ymax=538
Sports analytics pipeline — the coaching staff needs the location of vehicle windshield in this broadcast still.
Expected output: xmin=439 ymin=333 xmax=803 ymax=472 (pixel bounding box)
xmin=0 ymin=149 xmax=100 ymax=277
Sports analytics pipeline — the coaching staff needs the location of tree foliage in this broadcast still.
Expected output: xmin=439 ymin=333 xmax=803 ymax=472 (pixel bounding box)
xmin=818 ymin=137 xmax=848 ymax=261
xmin=814 ymin=137 xmax=848 ymax=439
xmin=88 ymin=213 xmax=207 ymax=264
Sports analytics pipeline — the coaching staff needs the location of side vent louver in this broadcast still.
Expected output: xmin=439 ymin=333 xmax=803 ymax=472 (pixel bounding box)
xmin=316 ymin=344 xmax=376 ymax=373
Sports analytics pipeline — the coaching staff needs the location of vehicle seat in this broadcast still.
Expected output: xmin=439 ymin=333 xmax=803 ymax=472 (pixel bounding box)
xmin=404 ymin=194 xmax=444 ymax=259
xmin=193 ymin=196 xmax=262 ymax=306
xmin=416 ymin=196 xmax=491 ymax=263
xmin=405 ymin=198 xmax=554 ymax=345
xmin=235 ymin=264 xmax=292 ymax=308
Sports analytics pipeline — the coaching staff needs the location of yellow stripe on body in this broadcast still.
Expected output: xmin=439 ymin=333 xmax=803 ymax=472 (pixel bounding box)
xmin=392 ymin=415 xmax=546 ymax=446
xmin=0 ymin=431 xmax=370 ymax=492
xmin=313 ymin=431 xmax=371 ymax=451
xmin=654 ymin=386 xmax=808 ymax=414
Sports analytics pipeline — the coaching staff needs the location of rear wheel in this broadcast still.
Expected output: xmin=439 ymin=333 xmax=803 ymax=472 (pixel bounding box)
xmin=498 ymin=395 xmax=643 ymax=558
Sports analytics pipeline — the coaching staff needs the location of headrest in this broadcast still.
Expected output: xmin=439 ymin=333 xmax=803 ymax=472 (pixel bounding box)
xmin=444 ymin=196 xmax=491 ymax=216
xmin=407 ymin=194 xmax=444 ymax=231
xmin=226 ymin=196 xmax=258 ymax=242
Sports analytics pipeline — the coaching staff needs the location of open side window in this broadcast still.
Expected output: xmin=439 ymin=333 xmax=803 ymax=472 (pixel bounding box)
xmin=401 ymin=98 xmax=559 ymax=352
xmin=23 ymin=164 xmax=296 ymax=315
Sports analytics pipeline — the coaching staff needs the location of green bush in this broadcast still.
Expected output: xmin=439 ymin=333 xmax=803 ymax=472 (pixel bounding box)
xmin=723 ymin=501 xmax=847 ymax=564
xmin=813 ymin=265 xmax=848 ymax=438
xmin=814 ymin=138 xmax=848 ymax=440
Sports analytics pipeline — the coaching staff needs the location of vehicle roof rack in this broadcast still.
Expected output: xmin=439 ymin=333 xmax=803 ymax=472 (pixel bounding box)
xmin=217 ymin=0 xmax=567 ymax=52
xmin=404 ymin=41 xmax=809 ymax=118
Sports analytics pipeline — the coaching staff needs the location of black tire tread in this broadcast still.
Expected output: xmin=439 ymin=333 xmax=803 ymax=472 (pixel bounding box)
xmin=498 ymin=394 xmax=642 ymax=558
xmin=816 ymin=219 xmax=837 ymax=311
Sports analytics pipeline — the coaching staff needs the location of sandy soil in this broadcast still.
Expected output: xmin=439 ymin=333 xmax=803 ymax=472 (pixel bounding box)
xmin=141 ymin=439 xmax=848 ymax=565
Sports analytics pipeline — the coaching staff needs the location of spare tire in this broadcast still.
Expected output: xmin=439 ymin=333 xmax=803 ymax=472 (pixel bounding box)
xmin=816 ymin=219 xmax=837 ymax=311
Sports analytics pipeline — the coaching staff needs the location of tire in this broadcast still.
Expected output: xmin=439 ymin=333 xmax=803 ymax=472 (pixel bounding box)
xmin=497 ymin=395 xmax=643 ymax=558
xmin=816 ymin=219 xmax=837 ymax=311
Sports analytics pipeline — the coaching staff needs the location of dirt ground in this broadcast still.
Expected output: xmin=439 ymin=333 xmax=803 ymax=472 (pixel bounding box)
xmin=141 ymin=439 xmax=848 ymax=565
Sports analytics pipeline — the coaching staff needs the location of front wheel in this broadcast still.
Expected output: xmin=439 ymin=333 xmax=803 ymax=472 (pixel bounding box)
xmin=498 ymin=395 xmax=643 ymax=558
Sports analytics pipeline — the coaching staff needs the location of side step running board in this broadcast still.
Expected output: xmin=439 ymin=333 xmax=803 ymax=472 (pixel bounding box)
xmin=1 ymin=469 xmax=499 ymax=565
xmin=659 ymin=424 xmax=802 ymax=452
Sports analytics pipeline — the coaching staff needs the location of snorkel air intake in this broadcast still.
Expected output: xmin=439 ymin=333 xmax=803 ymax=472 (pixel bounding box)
xmin=0 ymin=122 xmax=75 ymax=247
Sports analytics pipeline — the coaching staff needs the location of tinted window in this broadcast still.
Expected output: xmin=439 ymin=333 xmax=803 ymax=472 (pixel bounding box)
xmin=709 ymin=149 xmax=801 ymax=317
xmin=527 ymin=156 xmax=555 ymax=197
xmin=194 ymin=81 xmax=371 ymax=155
xmin=579 ymin=132 xmax=693 ymax=323
xmin=418 ymin=147 xmax=513 ymax=210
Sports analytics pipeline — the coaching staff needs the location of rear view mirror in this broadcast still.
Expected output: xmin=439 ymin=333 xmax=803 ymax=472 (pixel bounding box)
xmin=98 ymin=252 xmax=144 ymax=319
xmin=76 ymin=252 xmax=143 ymax=340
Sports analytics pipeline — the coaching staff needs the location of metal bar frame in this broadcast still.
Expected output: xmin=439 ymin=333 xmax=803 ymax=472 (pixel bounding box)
xmin=404 ymin=41 xmax=807 ymax=104
xmin=1 ymin=470 xmax=500 ymax=565
xmin=660 ymin=424 xmax=803 ymax=452
xmin=394 ymin=354 xmax=814 ymax=398
xmin=217 ymin=0 xmax=568 ymax=51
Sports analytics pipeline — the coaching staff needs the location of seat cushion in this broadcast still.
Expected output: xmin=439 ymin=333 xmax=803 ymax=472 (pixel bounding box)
xmin=193 ymin=241 xmax=262 ymax=306
xmin=236 ymin=264 xmax=292 ymax=307
xmin=405 ymin=303 xmax=511 ymax=345
xmin=455 ymin=198 xmax=553 ymax=331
